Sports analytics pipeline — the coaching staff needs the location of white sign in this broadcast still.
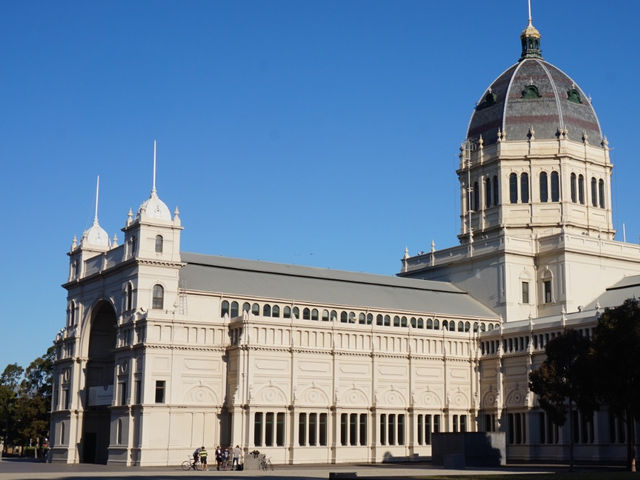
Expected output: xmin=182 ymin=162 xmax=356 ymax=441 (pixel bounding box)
xmin=88 ymin=385 xmax=113 ymax=406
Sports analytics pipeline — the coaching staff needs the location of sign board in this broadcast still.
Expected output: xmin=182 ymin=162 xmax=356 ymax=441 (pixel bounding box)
xmin=88 ymin=385 xmax=113 ymax=406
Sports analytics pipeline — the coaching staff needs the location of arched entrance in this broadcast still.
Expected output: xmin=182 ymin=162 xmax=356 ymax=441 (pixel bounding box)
xmin=81 ymin=301 xmax=117 ymax=464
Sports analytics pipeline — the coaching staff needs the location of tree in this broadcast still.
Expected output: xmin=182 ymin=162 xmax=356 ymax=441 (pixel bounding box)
xmin=592 ymin=299 xmax=640 ymax=471
xmin=529 ymin=329 xmax=595 ymax=471
xmin=0 ymin=364 xmax=24 ymax=451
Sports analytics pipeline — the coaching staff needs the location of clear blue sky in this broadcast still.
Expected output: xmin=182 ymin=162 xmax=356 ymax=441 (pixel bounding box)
xmin=1 ymin=1 xmax=639 ymax=369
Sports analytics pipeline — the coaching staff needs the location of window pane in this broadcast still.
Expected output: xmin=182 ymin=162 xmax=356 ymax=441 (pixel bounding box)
xmin=599 ymin=179 xmax=605 ymax=208
xmin=591 ymin=177 xmax=598 ymax=207
xmin=578 ymin=175 xmax=585 ymax=204
xmin=299 ymin=413 xmax=306 ymax=446
xmin=276 ymin=412 xmax=285 ymax=446
xmin=319 ymin=413 xmax=327 ymax=446
xmin=263 ymin=304 xmax=271 ymax=317
xmin=359 ymin=413 xmax=367 ymax=446
xmin=155 ymin=235 xmax=163 ymax=253
xmin=284 ymin=306 xmax=291 ymax=318
xmin=252 ymin=303 xmax=260 ymax=316
xmin=539 ymin=171 xmax=548 ymax=202
xmin=152 ymin=285 xmax=164 ymax=310
xmin=272 ymin=305 xmax=280 ymax=317
xmin=417 ymin=415 xmax=424 ymax=445
xmin=485 ymin=177 xmax=492 ymax=208
xmin=388 ymin=414 xmax=396 ymax=445
xmin=510 ymin=173 xmax=518 ymax=203
xmin=551 ymin=171 xmax=559 ymax=202
xmin=521 ymin=173 xmax=529 ymax=203
xmin=522 ymin=281 xmax=529 ymax=304
xmin=493 ymin=175 xmax=499 ymax=205
xmin=155 ymin=380 xmax=165 ymax=403
xmin=380 ymin=414 xmax=386 ymax=445
xmin=309 ymin=413 xmax=317 ymax=446
xmin=397 ymin=414 xmax=405 ymax=445
xmin=341 ymin=413 xmax=348 ymax=446
xmin=221 ymin=300 xmax=229 ymax=317
xmin=426 ymin=415 xmax=432 ymax=444
xmin=254 ymin=413 xmax=263 ymax=446
xmin=350 ymin=413 xmax=357 ymax=446
xmin=571 ymin=173 xmax=577 ymax=202
xmin=311 ymin=309 xmax=319 ymax=321
xmin=265 ymin=412 xmax=274 ymax=446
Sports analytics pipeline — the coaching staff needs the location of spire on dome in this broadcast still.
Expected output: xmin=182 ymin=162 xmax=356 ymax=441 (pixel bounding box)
xmin=137 ymin=140 xmax=172 ymax=222
xmin=82 ymin=175 xmax=109 ymax=248
xmin=520 ymin=0 xmax=541 ymax=60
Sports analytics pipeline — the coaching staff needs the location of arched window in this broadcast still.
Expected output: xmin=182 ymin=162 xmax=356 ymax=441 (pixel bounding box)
xmin=473 ymin=322 xmax=479 ymax=332
xmin=426 ymin=318 xmax=433 ymax=329
xmin=393 ymin=316 xmax=400 ymax=327
xmin=263 ymin=304 xmax=271 ymax=317
xmin=272 ymin=305 xmax=280 ymax=317
xmin=126 ymin=283 xmax=133 ymax=311
xmin=599 ymin=179 xmax=605 ymax=208
xmin=442 ymin=320 xmax=449 ymax=330
xmin=520 ymin=173 xmax=529 ymax=203
xmin=492 ymin=175 xmax=499 ymax=205
xmin=458 ymin=321 xmax=464 ymax=332
xmin=401 ymin=316 xmax=407 ymax=327
xmin=434 ymin=319 xmax=440 ymax=330
xmin=551 ymin=171 xmax=559 ymax=202
xmin=251 ymin=303 xmax=260 ymax=316
xmin=481 ymin=323 xmax=486 ymax=332
xmin=330 ymin=310 xmax=337 ymax=321
xmin=485 ymin=177 xmax=492 ymax=208
xmin=155 ymin=235 xmax=163 ymax=253
xmin=339 ymin=311 xmax=346 ymax=323
xmin=578 ymin=174 xmax=585 ymax=204
xmin=231 ymin=301 xmax=239 ymax=317
xmin=68 ymin=301 xmax=75 ymax=326
xmin=417 ymin=318 xmax=424 ymax=328
xmin=129 ymin=235 xmax=137 ymax=258
xmin=242 ymin=302 xmax=250 ymax=313
xmin=303 ymin=308 xmax=311 ymax=320
xmin=221 ymin=300 xmax=230 ymax=317
xmin=376 ymin=314 xmax=383 ymax=326
xmin=571 ymin=173 xmax=577 ymax=202
xmin=539 ymin=172 xmax=548 ymax=202
xmin=359 ymin=313 xmax=366 ymax=324
xmin=322 ymin=310 xmax=330 ymax=321
xmin=311 ymin=309 xmax=319 ymax=321
xmin=293 ymin=307 xmax=300 ymax=319
xmin=284 ymin=306 xmax=291 ymax=318
xmin=473 ymin=181 xmax=479 ymax=211
xmin=591 ymin=177 xmax=598 ymax=207
xmin=465 ymin=321 xmax=471 ymax=332
xmin=488 ymin=323 xmax=494 ymax=331
xmin=384 ymin=315 xmax=390 ymax=326
xmin=152 ymin=284 xmax=164 ymax=310
xmin=509 ymin=173 xmax=518 ymax=203
xmin=347 ymin=312 xmax=354 ymax=323
xmin=367 ymin=313 xmax=373 ymax=324
xmin=410 ymin=317 xmax=416 ymax=328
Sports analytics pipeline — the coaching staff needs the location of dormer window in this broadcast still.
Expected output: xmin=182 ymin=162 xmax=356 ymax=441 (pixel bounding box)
xmin=567 ymin=88 xmax=582 ymax=104
xmin=155 ymin=235 xmax=163 ymax=253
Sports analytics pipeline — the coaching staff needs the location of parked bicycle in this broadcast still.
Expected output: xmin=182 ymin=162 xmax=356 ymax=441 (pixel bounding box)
xmin=258 ymin=454 xmax=273 ymax=471
xmin=181 ymin=456 xmax=199 ymax=471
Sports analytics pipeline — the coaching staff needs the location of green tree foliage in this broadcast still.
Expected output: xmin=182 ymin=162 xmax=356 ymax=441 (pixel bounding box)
xmin=0 ymin=346 xmax=54 ymax=455
xmin=529 ymin=329 xmax=595 ymax=470
xmin=592 ymin=299 xmax=640 ymax=471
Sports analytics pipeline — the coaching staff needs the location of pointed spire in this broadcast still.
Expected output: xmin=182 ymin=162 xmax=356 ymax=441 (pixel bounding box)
xmin=152 ymin=139 xmax=157 ymax=195
xmin=94 ymin=175 xmax=100 ymax=225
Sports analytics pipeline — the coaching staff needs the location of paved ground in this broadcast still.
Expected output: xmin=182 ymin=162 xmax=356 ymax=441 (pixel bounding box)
xmin=0 ymin=458 xmax=553 ymax=480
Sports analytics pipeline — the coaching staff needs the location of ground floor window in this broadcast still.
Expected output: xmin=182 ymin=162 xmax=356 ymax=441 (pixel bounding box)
xmin=416 ymin=413 xmax=441 ymax=445
xmin=340 ymin=412 xmax=367 ymax=446
xmin=538 ymin=411 xmax=559 ymax=444
xmin=298 ymin=412 xmax=328 ymax=446
xmin=508 ymin=412 xmax=526 ymax=444
xmin=379 ymin=413 xmax=405 ymax=446
xmin=254 ymin=411 xmax=285 ymax=447
xmin=452 ymin=414 xmax=467 ymax=433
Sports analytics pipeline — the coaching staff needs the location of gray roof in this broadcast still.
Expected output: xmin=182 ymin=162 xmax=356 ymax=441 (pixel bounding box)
xmin=179 ymin=252 xmax=498 ymax=319
xmin=467 ymin=58 xmax=602 ymax=146
xmin=586 ymin=275 xmax=640 ymax=310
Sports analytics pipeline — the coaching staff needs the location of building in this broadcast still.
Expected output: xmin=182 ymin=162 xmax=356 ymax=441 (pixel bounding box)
xmin=50 ymin=14 xmax=639 ymax=465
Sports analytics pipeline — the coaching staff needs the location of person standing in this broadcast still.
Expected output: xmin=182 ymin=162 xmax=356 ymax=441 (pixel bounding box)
xmin=232 ymin=445 xmax=242 ymax=470
xmin=215 ymin=445 xmax=223 ymax=471
xmin=192 ymin=447 xmax=201 ymax=469
xmin=198 ymin=446 xmax=208 ymax=471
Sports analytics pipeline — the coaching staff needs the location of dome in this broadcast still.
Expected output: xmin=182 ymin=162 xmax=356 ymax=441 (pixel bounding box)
xmin=82 ymin=221 xmax=109 ymax=248
xmin=467 ymin=27 xmax=602 ymax=147
xmin=137 ymin=191 xmax=172 ymax=222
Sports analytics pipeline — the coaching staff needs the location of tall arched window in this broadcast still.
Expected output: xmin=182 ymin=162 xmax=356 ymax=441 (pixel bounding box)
xmin=578 ymin=175 xmax=585 ymax=204
xmin=434 ymin=319 xmax=440 ymax=330
xmin=312 ymin=309 xmax=319 ymax=321
xmin=303 ymin=308 xmax=311 ymax=320
xmin=509 ymin=173 xmax=518 ymax=203
xmin=263 ymin=304 xmax=271 ymax=317
xmin=293 ymin=307 xmax=300 ymax=318
xmin=322 ymin=309 xmax=330 ymax=321
xmin=242 ymin=302 xmax=251 ymax=313
xmin=473 ymin=181 xmax=479 ymax=211
xmin=68 ymin=301 xmax=76 ymax=326
xmin=251 ymin=303 xmax=260 ymax=316
xmin=340 ymin=311 xmax=348 ymax=323
xmin=221 ymin=300 xmax=230 ymax=317
xmin=599 ymin=179 xmax=605 ymax=208
xmin=283 ymin=306 xmax=291 ymax=318
xmin=520 ymin=172 xmax=529 ymax=203
xmin=126 ymin=283 xmax=133 ymax=311
xmin=591 ymin=177 xmax=598 ymax=207
xmin=426 ymin=318 xmax=433 ymax=329
xmin=155 ymin=235 xmax=163 ymax=253
xmin=152 ymin=284 xmax=164 ymax=310
xmin=231 ymin=301 xmax=239 ymax=317
xmin=551 ymin=171 xmax=560 ymax=202
xmin=272 ymin=305 xmax=280 ymax=317
xmin=492 ymin=175 xmax=499 ymax=205
xmin=571 ymin=173 xmax=577 ymax=203
xmin=539 ymin=171 xmax=548 ymax=202
xmin=485 ymin=177 xmax=492 ymax=208
xmin=376 ymin=314 xmax=383 ymax=326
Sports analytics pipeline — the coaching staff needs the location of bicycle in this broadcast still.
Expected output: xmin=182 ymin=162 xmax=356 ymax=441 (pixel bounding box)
xmin=258 ymin=454 xmax=274 ymax=471
xmin=181 ymin=456 xmax=199 ymax=471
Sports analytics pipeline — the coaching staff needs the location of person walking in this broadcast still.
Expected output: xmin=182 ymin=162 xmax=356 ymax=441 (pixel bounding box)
xmin=232 ymin=445 xmax=242 ymax=470
xmin=198 ymin=446 xmax=208 ymax=471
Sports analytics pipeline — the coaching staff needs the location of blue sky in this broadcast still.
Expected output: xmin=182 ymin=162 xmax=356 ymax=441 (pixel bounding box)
xmin=1 ymin=1 xmax=639 ymax=369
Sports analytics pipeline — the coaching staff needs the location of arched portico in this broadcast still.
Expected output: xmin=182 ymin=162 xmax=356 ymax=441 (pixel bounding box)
xmin=80 ymin=300 xmax=117 ymax=464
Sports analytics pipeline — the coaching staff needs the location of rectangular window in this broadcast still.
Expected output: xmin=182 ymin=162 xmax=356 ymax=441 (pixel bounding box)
xmin=154 ymin=380 xmax=165 ymax=403
xmin=544 ymin=280 xmax=552 ymax=303
xmin=417 ymin=415 xmax=424 ymax=445
xmin=539 ymin=412 xmax=546 ymax=444
xmin=388 ymin=414 xmax=396 ymax=445
xmin=309 ymin=413 xmax=317 ymax=446
xmin=359 ymin=413 xmax=367 ymax=446
xmin=341 ymin=413 xmax=348 ymax=446
xmin=319 ymin=413 xmax=327 ymax=446
xmin=397 ymin=414 xmax=405 ymax=445
xmin=276 ymin=412 xmax=285 ymax=446
xmin=63 ymin=388 xmax=70 ymax=410
xmin=515 ymin=413 xmax=522 ymax=444
xmin=508 ymin=413 xmax=514 ymax=444
xmin=460 ymin=414 xmax=466 ymax=433
xmin=433 ymin=414 xmax=440 ymax=434
xmin=350 ymin=413 xmax=357 ymax=446
xmin=299 ymin=413 xmax=307 ymax=446
xmin=425 ymin=414 xmax=432 ymax=444
xmin=265 ymin=412 xmax=274 ymax=447
xmin=380 ymin=414 xmax=386 ymax=445
xmin=522 ymin=281 xmax=529 ymax=304
xmin=119 ymin=381 xmax=127 ymax=406
xmin=135 ymin=380 xmax=141 ymax=404
xmin=254 ymin=413 xmax=263 ymax=446
xmin=453 ymin=415 xmax=458 ymax=433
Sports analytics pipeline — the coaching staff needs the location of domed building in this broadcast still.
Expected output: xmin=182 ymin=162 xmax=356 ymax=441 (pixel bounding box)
xmin=49 ymin=13 xmax=639 ymax=468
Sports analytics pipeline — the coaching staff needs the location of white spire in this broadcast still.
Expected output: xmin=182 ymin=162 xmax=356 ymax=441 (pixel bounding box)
xmin=152 ymin=139 xmax=157 ymax=194
xmin=528 ymin=0 xmax=532 ymax=25
xmin=94 ymin=175 xmax=100 ymax=224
